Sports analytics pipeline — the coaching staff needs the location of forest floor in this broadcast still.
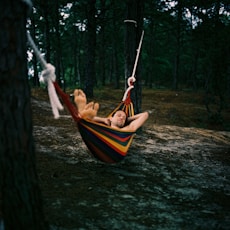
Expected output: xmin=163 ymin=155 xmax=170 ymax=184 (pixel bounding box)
xmin=31 ymin=87 xmax=230 ymax=230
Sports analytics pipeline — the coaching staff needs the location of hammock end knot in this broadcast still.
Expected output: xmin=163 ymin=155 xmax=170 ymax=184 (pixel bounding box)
xmin=41 ymin=63 xmax=56 ymax=83
xmin=40 ymin=63 xmax=64 ymax=119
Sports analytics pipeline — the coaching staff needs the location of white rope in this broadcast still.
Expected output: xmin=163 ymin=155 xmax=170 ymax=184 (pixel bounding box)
xmin=27 ymin=32 xmax=63 ymax=119
xmin=131 ymin=30 xmax=144 ymax=79
xmin=122 ymin=84 xmax=134 ymax=102
xmin=27 ymin=32 xmax=47 ymax=68
xmin=122 ymin=31 xmax=144 ymax=102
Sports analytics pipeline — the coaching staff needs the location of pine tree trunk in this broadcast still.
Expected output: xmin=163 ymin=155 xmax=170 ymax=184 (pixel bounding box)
xmin=0 ymin=1 xmax=48 ymax=229
xmin=172 ymin=0 xmax=182 ymax=90
xmin=84 ymin=0 xmax=96 ymax=97
xmin=125 ymin=0 xmax=144 ymax=114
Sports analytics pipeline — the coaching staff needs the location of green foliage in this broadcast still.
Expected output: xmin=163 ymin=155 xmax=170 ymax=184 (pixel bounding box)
xmin=28 ymin=0 xmax=230 ymax=100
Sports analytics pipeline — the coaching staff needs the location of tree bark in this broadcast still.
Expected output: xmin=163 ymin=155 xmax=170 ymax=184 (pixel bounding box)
xmin=84 ymin=0 xmax=96 ymax=97
xmin=0 ymin=1 xmax=48 ymax=229
xmin=125 ymin=0 xmax=144 ymax=114
xmin=172 ymin=0 xmax=183 ymax=90
xmin=31 ymin=11 xmax=40 ymax=87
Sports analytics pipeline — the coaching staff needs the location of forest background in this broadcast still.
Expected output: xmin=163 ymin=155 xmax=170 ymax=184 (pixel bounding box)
xmin=29 ymin=0 xmax=230 ymax=127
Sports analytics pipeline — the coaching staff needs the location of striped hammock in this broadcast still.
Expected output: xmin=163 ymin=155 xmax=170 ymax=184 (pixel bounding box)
xmin=53 ymin=82 xmax=135 ymax=163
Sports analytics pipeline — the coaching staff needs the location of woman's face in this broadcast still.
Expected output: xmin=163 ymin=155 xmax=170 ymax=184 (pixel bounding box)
xmin=110 ymin=110 xmax=127 ymax=128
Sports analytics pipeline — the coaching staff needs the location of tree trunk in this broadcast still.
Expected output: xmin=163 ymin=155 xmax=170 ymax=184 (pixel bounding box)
xmin=31 ymin=11 xmax=40 ymax=87
xmin=84 ymin=0 xmax=96 ymax=97
xmin=72 ymin=2 xmax=82 ymax=86
xmin=98 ymin=0 xmax=106 ymax=86
xmin=125 ymin=0 xmax=144 ymax=114
xmin=112 ymin=8 xmax=120 ymax=89
xmin=42 ymin=0 xmax=51 ymax=63
xmin=172 ymin=0 xmax=182 ymax=90
xmin=54 ymin=0 xmax=64 ymax=88
xmin=0 ymin=1 xmax=48 ymax=229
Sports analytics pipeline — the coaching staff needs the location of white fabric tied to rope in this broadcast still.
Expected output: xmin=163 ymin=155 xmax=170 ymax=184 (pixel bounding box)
xmin=40 ymin=64 xmax=63 ymax=119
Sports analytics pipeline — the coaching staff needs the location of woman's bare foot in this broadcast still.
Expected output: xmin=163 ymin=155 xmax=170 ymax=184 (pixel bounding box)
xmin=80 ymin=102 xmax=99 ymax=119
xmin=74 ymin=89 xmax=87 ymax=112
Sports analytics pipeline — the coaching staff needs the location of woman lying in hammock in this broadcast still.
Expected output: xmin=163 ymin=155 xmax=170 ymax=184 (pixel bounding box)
xmin=74 ymin=89 xmax=149 ymax=132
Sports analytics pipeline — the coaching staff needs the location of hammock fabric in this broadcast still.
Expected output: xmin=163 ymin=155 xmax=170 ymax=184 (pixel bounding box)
xmin=53 ymin=82 xmax=135 ymax=163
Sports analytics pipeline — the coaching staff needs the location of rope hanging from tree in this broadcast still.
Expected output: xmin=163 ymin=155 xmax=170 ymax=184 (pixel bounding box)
xmin=122 ymin=30 xmax=144 ymax=102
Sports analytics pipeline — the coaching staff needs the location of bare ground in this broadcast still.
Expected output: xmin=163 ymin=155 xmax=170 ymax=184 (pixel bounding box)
xmin=32 ymin=88 xmax=230 ymax=229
